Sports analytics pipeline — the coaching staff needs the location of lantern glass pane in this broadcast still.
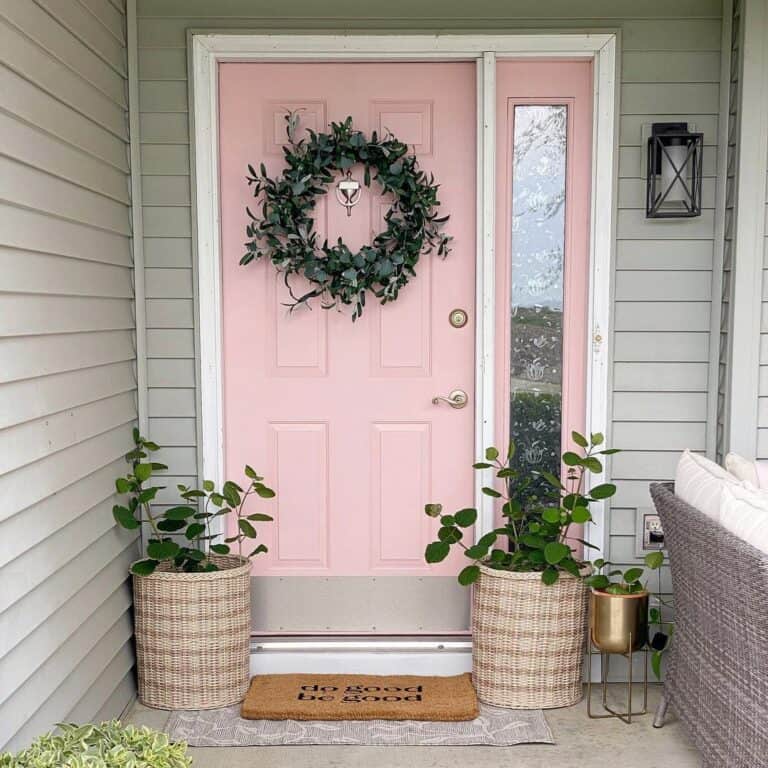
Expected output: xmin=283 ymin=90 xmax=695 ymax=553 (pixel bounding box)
xmin=508 ymin=104 xmax=567 ymax=489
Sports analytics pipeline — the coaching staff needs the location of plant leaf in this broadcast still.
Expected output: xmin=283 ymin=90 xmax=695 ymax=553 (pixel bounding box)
xmin=454 ymin=508 xmax=478 ymax=528
xmin=131 ymin=559 xmax=159 ymax=576
xmin=425 ymin=541 xmax=450 ymax=563
xmin=146 ymin=540 xmax=180 ymax=560
xmin=458 ymin=564 xmax=480 ymax=586
xmin=543 ymin=541 xmax=570 ymax=565
xmin=112 ymin=505 xmax=140 ymax=530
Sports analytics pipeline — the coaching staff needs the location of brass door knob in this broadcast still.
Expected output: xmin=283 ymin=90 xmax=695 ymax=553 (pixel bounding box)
xmin=432 ymin=389 xmax=468 ymax=409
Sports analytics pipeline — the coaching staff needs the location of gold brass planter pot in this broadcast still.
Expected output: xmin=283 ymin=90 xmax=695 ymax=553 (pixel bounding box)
xmin=587 ymin=589 xmax=650 ymax=723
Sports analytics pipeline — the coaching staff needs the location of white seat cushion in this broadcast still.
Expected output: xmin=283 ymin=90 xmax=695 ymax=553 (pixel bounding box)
xmin=720 ymin=483 xmax=768 ymax=555
xmin=725 ymin=452 xmax=760 ymax=486
xmin=675 ymin=449 xmax=738 ymax=522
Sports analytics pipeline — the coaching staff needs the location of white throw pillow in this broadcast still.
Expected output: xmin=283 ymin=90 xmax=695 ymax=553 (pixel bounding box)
xmin=725 ymin=452 xmax=760 ymax=486
xmin=675 ymin=449 xmax=738 ymax=522
xmin=720 ymin=483 xmax=768 ymax=555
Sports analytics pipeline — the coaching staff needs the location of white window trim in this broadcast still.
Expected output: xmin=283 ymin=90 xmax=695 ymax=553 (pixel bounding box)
xmin=190 ymin=32 xmax=617 ymax=566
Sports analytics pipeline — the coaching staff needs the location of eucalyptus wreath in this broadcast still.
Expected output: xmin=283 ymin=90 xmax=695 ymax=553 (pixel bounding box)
xmin=241 ymin=112 xmax=452 ymax=320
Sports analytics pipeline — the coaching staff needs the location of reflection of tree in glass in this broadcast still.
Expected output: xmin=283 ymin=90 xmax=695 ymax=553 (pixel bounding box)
xmin=508 ymin=105 xmax=568 ymax=504
xmin=512 ymin=107 xmax=567 ymax=223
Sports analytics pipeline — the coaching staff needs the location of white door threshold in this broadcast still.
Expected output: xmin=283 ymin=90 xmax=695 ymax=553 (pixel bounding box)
xmin=250 ymin=636 xmax=472 ymax=675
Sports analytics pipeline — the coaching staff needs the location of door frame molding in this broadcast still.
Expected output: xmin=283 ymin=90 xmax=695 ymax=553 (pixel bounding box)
xmin=190 ymin=32 xmax=617 ymax=565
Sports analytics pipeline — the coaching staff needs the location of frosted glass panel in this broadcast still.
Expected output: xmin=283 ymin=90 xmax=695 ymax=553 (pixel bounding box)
xmin=509 ymin=105 xmax=567 ymax=482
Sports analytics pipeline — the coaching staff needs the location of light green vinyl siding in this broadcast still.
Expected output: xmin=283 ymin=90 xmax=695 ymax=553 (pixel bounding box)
xmin=0 ymin=0 xmax=137 ymax=751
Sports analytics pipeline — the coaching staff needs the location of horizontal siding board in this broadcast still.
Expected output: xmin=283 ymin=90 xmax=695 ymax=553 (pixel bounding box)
xmin=148 ymin=388 xmax=196 ymax=417
xmin=621 ymin=83 xmax=720 ymax=114
xmin=612 ymin=450 xmax=684 ymax=480
xmin=612 ymin=421 xmax=706 ymax=451
xmin=140 ymin=144 xmax=189 ymax=174
xmin=147 ymin=358 xmax=196 ymax=387
xmin=614 ymin=301 xmax=710 ymax=331
xmin=613 ymin=362 xmax=709 ymax=392
xmin=0 ymin=361 xmax=135 ymax=430
xmin=143 ymin=237 xmax=192 ymax=266
xmin=146 ymin=328 xmax=195 ymax=357
xmin=0 ymin=204 xmax=131 ymax=266
xmin=0 ymin=459 xmax=125 ymax=567
xmin=0 ymin=295 xmax=134 ymax=336
xmin=614 ymin=332 xmax=709 ymax=362
xmin=614 ymin=270 xmax=712 ymax=301
xmin=621 ymin=19 xmax=721 ymax=51
xmin=0 ymin=19 xmax=126 ymax=137
xmin=138 ymin=80 xmax=188 ymax=111
xmin=615 ymin=239 xmax=714 ymax=270
xmin=139 ymin=113 xmax=189 ymax=143
xmin=0 ymin=423 xmax=134 ymax=524
xmin=0 ymin=249 xmax=133 ymax=297
xmin=138 ymin=47 xmax=186 ymax=79
xmin=613 ymin=392 xmax=708 ymax=421
xmin=0 ymin=113 xmax=129 ymax=204
xmin=0 ymin=330 xmax=134 ymax=383
xmin=0 ymin=497 xmax=119 ymax=612
xmin=0 ymin=392 xmax=136 ymax=476
xmin=142 ymin=207 xmax=191 ymax=237
xmin=148 ymin=417 xmax=196 ymax=446
xmin=621 ymin=51 xmax=721 ymax=83
xmin=91 ymin=669 xmax=136 ymax=726
xmin=0 ymin=559 xmax=133 ymax=739
xmin=145 ymin=267 xmax=193 ymax=297
xmin=141 ymin=175 xmax=191 ymax=205
xmin=3 ymin=615 xmax=134 ymax=751
xmin=39 ymin=0 xmax=127 ymax=75
xmin=77 ymin=0 xmax=126 ymax=43
xmin=0 ymin=157 xmax=130 ymax=235
xmin=65 ymin=640 xmax=136 ymax=727
xmin=1 ymin=0 xmax=126 ymax=105
xmin=0 ymin=66 xmax=127 ymax=171
xmin=146 ymin=298 xmax=194 ymax=328
xmin=136 ymin=0 xmax=722 ymax=17
xmin=0 ymin=528 xmax=135 ymax=658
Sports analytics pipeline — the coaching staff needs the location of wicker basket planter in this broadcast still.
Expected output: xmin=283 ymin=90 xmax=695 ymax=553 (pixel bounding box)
xmin=472 ymin=564 xmax=590 ymax=709
xmin=133 ymin=554 xmax=251 ymax=710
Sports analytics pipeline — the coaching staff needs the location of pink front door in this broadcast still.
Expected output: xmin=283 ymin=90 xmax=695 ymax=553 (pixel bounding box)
xmin=218 ymin=63 xmax=477 ymax=596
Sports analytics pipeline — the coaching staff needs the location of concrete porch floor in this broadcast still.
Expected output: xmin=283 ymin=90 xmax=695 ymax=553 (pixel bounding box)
xmin=126 ymin=684 xmax=701 ymax=767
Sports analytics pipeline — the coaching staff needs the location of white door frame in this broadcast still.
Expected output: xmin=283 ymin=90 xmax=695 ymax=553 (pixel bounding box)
xmin=190 ymin=32 xmax=617 ymax=597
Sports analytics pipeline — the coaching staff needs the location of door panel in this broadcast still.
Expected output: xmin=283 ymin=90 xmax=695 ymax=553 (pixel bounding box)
xmin=495 ymin=61 xmax=593 ymax=530
xmin=218 ymin=63 xmax=476 ymax=600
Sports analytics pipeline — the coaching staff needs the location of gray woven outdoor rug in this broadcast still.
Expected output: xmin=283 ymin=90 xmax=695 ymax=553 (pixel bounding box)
xmin=166 ymin=704 xmax=553 ymax=747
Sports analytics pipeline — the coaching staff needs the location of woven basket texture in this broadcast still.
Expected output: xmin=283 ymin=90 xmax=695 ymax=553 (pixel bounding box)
xmin=133 ymin=554 xmax=251 ymax=710
xmin=472 ymin=564 xmax=589 ymax=709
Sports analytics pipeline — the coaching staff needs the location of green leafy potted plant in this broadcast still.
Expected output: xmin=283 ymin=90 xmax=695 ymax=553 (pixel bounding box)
xmin=0 ymin=721 xmax=191 ymax=768
xmin=587 ymin=553 xmax=664 ymax=655
xmin=424 ymin=431 xmax=617 ymax=709
xmin=113 ymin=430 xmax=275 ymax=710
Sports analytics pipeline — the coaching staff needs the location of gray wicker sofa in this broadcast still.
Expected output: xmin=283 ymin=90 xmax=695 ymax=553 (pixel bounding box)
xmin=650 ymin=482 xmax=768 ymax=768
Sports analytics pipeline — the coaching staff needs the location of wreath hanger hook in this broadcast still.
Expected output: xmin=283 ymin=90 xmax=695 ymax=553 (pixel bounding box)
xmin=335 ymin=170 xmax=362 ymax=217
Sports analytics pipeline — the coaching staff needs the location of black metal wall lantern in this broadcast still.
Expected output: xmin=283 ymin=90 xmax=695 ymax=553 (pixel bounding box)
xmin=646 ymin=122 xmax=703 ymax=218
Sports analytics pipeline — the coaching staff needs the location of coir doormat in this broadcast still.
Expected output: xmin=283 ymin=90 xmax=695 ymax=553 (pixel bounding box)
xmin=240 ymin=673 xmax=479 ymax=721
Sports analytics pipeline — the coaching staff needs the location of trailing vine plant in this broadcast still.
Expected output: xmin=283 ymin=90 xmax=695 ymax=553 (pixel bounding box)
xmin=241 ymin=111 xmax=452 ymax=320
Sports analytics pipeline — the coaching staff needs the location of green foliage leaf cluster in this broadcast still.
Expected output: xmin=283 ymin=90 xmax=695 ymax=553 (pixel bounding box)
xmin=0 ymin=720 xmax=191 ymax=768
xmin=242 ymin=112 xmax=452 ymax=321
xmin=424 ymin=432 xmax=619 ymax=586
xmin=112 ymin=429 xmax=274 ymax=576
xmin=585 ymin=550 xmax=665 ymax=594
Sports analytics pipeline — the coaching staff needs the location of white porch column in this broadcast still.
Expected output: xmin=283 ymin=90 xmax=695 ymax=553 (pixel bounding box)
xmin=725 ymin=0 xmax=768 ymax=457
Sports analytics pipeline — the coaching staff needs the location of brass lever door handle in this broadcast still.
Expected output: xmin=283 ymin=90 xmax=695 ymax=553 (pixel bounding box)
xmin=431 ymin=389 xmax=468 ymax=409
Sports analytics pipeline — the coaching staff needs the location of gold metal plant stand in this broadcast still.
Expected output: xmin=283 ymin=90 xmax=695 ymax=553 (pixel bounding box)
xmin=586 ymin=631 xmax=649 ymax=724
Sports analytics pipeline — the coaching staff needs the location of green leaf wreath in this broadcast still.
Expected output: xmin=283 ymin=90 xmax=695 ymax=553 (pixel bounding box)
xmin=242 ymin=112 xmax=452 ymax=320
